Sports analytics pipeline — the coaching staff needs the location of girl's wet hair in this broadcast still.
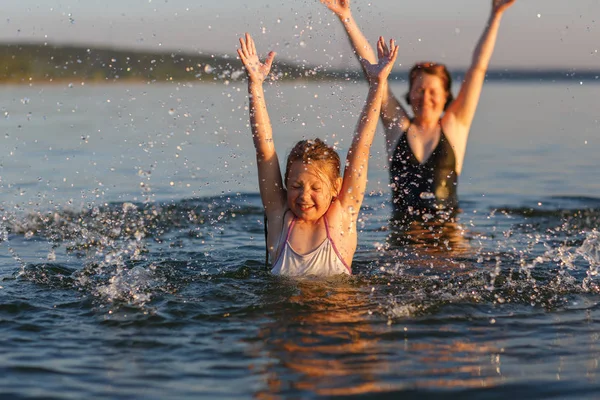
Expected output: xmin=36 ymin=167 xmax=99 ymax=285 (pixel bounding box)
xmin=284 ymin=138 xmax=341 ymax=191
xmin=404 ymin=62 xmax=454 ymax=110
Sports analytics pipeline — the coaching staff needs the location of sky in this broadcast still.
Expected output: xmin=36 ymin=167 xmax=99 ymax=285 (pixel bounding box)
xmin=1 ymin=0 xmax=599 ymax=70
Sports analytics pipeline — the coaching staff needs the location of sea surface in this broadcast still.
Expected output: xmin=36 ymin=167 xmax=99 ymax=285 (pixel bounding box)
xmin=1 ymin=79 xmax=599 ymax=399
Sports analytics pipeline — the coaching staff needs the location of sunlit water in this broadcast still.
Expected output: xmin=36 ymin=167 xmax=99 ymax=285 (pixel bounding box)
xmin=1 ymin=80 xmax=599 ymax=399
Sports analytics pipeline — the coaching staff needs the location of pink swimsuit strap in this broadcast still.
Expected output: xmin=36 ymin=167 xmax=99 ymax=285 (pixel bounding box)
xmin=286 ymin=216 xmax=297 ymax=242
xmin=272 ymin=214 xmax=296 ymax=268
xmin=323 ymin=216 xmax=351 ymax=274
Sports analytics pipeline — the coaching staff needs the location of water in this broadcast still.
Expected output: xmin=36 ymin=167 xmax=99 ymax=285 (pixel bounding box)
xmin=1 ymin=80 xmax=599 ymax=399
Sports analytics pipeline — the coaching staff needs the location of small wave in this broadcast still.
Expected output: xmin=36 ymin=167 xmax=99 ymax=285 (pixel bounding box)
xmin=7 ymin=194 xmax=262 ymax=243
xmin=350 ymin=228 xmax=600 ymax=321
xmin=495 ymin=196 xmax=600 ymax=232
xmin=16 ymin=263 xmax=77 ymax=289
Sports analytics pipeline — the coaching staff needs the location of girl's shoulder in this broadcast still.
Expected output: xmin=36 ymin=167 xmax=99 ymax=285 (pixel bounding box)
xmin=325 ymin=199 xmax=354 ymax=228
xmin=267 ymin=208 xmax=294 ymax=239
xmin=324 ymin=199 xmax=358 ymax=262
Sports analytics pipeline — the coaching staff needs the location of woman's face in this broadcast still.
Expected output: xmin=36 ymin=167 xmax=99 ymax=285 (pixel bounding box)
xmin=408 ymin=72 xmax=448 ymax=121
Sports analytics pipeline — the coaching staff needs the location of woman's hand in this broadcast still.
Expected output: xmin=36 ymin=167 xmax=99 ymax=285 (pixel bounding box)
xmin=320 ymin=0 xmax=351 ymax=19
xmin=360 ymin=37 xmax=399 ymax=86
xmin=492 ymin=0 xmax=516 ymax=15
xmin=237 ymin=33 xmax=276 ymax=84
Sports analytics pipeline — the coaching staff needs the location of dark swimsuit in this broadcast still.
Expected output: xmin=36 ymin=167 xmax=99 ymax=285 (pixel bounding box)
xmin=389 ymin=124 xmax=459 ymax=224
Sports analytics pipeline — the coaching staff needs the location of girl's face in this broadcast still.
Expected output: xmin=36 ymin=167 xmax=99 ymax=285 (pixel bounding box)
xmin=286 ymin=161 xmax=338 ymax=222
xmin=409 ymin=72 xmax=448 ymax=120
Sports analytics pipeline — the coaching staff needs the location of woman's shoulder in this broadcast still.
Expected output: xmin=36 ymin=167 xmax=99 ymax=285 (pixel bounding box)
xmin=440 ymin=112 xmax=461 ymax=135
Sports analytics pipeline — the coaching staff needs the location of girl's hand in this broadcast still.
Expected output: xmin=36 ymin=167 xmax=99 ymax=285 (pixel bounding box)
xmin=237 ymin=33 xmax=276 ymax=84
xmin=320 ymin=0 xmax=351 ymax=19
xmin=492 ymin=0 xmax=516 ymax=15
xmin=360 ymin=37 xmax=399 ymax=85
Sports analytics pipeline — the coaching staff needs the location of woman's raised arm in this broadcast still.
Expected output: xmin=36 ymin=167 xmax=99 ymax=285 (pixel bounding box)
xmin=321 ymin=0 xmax=410 ymax=152
xmin=444 ymin=0 xmax=516 ymax=173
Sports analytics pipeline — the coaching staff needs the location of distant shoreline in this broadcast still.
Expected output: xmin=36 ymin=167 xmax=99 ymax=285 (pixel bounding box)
xmin=2 ymin=71 xmax=599 ymax=86
xmin=2 ymin=70 xmax=600 ymax=86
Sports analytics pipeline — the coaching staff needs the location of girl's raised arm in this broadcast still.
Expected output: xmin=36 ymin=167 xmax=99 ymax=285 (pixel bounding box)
xmin=238 ymin=33 xmax=287 ymax=219
xmin=338 ymin=37 xmax=399 ymax=220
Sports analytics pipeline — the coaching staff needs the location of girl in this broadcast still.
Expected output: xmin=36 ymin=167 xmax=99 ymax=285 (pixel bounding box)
xmin=237 ymin=33 xmax=398 ymax=276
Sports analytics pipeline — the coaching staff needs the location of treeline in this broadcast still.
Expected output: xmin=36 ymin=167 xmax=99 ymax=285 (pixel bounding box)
xmin=0 ymin=42 xmax=319 ymax=84
xmin=1 ymin=42 xmax=599 ymax=84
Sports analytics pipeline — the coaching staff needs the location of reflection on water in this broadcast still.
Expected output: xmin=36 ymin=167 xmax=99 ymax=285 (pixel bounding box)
xmin=401 ymin=336 xmax=504 ymax=390
xmin=388 ymin=215 xmax=471 ymax=256
xmin=249 ymin=278 xmax=510 ymax=397
xmin=252 ymin=278 xmax=386 ymax=397
xmin=381 ymin=210 xmax=475 ymax=277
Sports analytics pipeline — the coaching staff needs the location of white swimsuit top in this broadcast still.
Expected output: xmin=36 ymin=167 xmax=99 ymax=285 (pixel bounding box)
xmin=270 ymin=215 xmax=351 ymax=277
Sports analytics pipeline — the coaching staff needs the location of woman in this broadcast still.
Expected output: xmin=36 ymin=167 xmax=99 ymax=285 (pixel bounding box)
xmin=321 ymin=0 xmax=516 ymax=225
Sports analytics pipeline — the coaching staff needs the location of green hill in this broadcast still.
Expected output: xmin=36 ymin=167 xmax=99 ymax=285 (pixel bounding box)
xmin=0 ymin=42 xmax=312 ymax=84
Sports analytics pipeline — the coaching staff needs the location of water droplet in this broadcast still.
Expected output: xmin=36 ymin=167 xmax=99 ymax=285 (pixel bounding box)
xmin=231 ymin=70 xmax=244 ymax=80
